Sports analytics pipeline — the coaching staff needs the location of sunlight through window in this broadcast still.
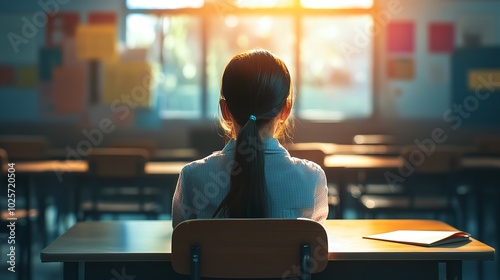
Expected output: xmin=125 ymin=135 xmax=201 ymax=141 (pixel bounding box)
xmin=127 ymin=0 xmax=203 ymax=9
xmin=236 ymin=0 xmax=294 ymax=8
xmin=301 ymin=0 xmax=373 ymax=9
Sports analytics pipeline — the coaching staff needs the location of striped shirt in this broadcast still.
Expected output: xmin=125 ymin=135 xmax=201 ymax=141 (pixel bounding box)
xmin=172 ymin=137 xmax=328 ymax=228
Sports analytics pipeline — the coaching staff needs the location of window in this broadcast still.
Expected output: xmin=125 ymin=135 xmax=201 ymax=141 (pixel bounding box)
xmin=126 ymin=0 xmax=374 ymax=121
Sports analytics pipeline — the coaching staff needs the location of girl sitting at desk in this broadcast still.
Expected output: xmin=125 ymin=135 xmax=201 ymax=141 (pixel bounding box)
xmin=172 ymin=49 xmax=328 ymax=227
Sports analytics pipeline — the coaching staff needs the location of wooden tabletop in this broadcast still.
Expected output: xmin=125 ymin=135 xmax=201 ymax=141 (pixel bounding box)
xmin=48 ymin=148 xmax=198 ymax=161
xmin=10 ymin=160 xmax=188 ymax=175
xmin=40 ymin=219 xmax=494 ymax=263
xmin=324 ymin=154 xmax=402 ymax=169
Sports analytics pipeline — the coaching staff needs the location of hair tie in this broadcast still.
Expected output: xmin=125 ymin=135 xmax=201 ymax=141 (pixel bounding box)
xmin=249 ymin=115 xmax=257 ymax=121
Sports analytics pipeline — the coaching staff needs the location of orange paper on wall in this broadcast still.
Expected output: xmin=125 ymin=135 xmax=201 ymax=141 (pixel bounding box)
xmin=75 ymin=24 xmax=118 ymax=61
xmin=102 ymin=62 xmax=154 ymax=108
xmin=52 ymin=66 xmax=87 ymax=115
xmin=387 ymin=58 xmax=414 ymax=80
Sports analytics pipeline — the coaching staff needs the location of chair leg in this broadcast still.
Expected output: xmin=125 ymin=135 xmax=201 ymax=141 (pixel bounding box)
xmin=300 ymin=244 xmax=311 ymax=280
xmin=191 ymin=246 xmax=201 ymax=280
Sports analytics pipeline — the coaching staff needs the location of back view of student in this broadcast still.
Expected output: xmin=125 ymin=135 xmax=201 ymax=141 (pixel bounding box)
xmin=172 ymin=49 xmax=328 ymax=228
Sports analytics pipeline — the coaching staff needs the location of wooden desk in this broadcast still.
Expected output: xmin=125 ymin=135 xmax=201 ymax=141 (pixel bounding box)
xmin=287 ymin=142 xmax=401 ymax=155
xmin=47 ymin=148 xmax=198 ymax=161
xmin=12 ymin=160 xmax=188 ymax=175
xmin=40 ymin=219 xmax=494 ymax=280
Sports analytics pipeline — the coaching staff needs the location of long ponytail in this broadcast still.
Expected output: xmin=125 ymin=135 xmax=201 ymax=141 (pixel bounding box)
xmin=213 ymin=115 xmax=267 ymax=218
xmin=213 ymin=49 xmax=292 ymax=219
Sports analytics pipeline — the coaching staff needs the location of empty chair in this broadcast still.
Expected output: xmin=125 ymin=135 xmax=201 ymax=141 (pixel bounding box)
xmin=475 ymin=134 xmax=500 ymax=155
xmin=0 ymin=135 xmax=48 ymax=161
xmin=172 ymin=218 xmax=328 ymax=280
xmin=358 ymin=148 xmax=462 ymax=226
xmin=110 ymin=139 xmax=157 ymax=158
xmin=79 ymin=148 xmax=161 ymax=220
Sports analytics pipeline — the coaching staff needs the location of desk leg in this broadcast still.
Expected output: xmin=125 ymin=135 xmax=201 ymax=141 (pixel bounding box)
xmin=446 ymin=260 xmax=462 ymax=280
xmin=63 ymin=262 xmax=79 ymax=280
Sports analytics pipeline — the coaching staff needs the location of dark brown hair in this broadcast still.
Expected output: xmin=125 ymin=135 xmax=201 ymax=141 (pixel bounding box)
xmin=213 ymin=49 xmax=293 ymax=218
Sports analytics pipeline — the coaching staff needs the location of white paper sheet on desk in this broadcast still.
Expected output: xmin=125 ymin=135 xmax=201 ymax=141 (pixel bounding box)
xmin=363 ymin=230 xmax=471 ymax=247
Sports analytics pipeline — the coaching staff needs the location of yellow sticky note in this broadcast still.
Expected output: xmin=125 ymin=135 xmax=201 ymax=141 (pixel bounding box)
xmin=468 ymin=70 xmax=500 ymax=91
xmin=76 ymin=24 xmax=118 ymax=61
xmin=103 ymin=62 xmax=154 ymax=107
xmin=16 ymin=66 xmax=38 ymax=88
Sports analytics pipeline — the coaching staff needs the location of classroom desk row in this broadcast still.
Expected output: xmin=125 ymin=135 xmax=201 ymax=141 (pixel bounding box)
xmin=40 ymin=219 xmax=495 ymax=280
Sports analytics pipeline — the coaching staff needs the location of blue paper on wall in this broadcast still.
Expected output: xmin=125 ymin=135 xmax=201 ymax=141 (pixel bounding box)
xmin=39 ymin=47 xmax=62 ymax=81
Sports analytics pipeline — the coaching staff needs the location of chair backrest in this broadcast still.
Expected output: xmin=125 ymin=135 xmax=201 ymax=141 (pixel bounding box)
xmin=0 ymin=135 xmax=48 ymax=161
xmin=475 ymin=134 xmax=500 ymax=155
xmin=109 ymin=139 xmax=157 ymax=157
xmin=401 ymin=148 xmax=460 ymax=174
xmin=171 ymin=219 xmax=328 ymax=279
xmin=0 ymin=148 xmax=7 ymax=176
xmin=87 ymin=148 xmax=149 ymax=178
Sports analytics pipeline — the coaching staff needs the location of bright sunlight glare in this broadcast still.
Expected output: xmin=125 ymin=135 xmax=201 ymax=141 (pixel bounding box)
xmin=301 ymin=0 xmax=373 ymax=9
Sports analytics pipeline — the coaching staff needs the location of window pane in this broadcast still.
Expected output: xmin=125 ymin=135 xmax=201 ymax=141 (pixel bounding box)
xmin=236 ymin=0 xmax=294 ymax=8
xmin=126 ymin=14 xmax=159 ymax=48
xmin=127 ymin=14 xmax=202 ymax=119
xmin=301 ymin=0 xmax=373 ymax=9
xmin=207 ymin=15 xmax=295 ymax=118
xmin=160 ymin=16 xmax=203 ymax=118
xmin=300 ymin=15 xmax=373 ymax=121
xmin=127 ymin=0 xmax=203 ymax=9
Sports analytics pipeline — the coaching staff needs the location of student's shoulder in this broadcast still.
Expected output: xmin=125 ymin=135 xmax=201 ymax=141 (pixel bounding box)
xmin=287 ymin=155 xmax=325 ymax=176
xmin=180 ymin=150 xmax=226 ymax=173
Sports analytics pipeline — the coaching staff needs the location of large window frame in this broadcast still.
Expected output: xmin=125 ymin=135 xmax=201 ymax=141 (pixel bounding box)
xmin=124 ymin=1 xmax=376 ymax=121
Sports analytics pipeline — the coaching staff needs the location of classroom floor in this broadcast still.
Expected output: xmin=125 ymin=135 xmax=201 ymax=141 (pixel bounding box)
xmin=0 ymin=200 xmax=498 ymax=280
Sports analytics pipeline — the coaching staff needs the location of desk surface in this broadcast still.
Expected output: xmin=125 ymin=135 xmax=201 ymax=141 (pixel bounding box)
xmin=11 ymin=160 xmax=188 ymax=175
xmin=324 ymin=154 xmax=500 ymax=169
xmin=40 ymin=219 xmax=494 ymax=263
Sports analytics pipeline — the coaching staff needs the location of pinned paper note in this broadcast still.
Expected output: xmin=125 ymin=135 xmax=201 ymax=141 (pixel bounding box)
xmin=0 ymin=66 xmax=15 ymax=86
xmin=387 ymin=22 xmax=415 ymax=54
xmin=62 ymin=38 xmax=83 ymax=66
xmin=39 ymin=47 xmax=62 ymax=81
xmin=75 ymin=24 xmax=118 ymax=61
xmin=468 ymin=70 xmax=500 ymax=90
xmin=52 ymin=66 xmax=87 ymax=115
xmin=387 ymin=57 xmax=414 ymax=80
xmin=121 ymin=48 xmax=149 ymax=62
xmin=16 ymin=66 xmax=37 ymax=88
xmin=88 ymin=11 xmax=118 ymax=25
xmin=103 ymin=62 xmax=153 ymax=107
xmin=429 ymin=23 xmax=454 ymax=53
xmin=46 ymin=12 xmax=80 ymax=46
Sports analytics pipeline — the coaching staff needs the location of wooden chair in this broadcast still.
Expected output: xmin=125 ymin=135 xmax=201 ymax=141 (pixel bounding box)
xmin=79 ymin=148 xmax=161 ymax=220
xmin=0 ymin=135 xmax=48 ymax=161
xmin=475 ymin=134 xmax=500 ymax=155
xmin=358 ymin=149 xmax=462 ymax=226
xmin=110 ymin=139 xmax=157 ymax=158
xmin=172 ymin=219 xmax=328 ymax=280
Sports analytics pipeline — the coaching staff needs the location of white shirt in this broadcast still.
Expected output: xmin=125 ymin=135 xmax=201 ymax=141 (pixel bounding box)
xmin=172 ymin=138 xmax=329 ymax=228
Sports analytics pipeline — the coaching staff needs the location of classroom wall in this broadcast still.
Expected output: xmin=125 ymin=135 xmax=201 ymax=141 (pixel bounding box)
xmin=1 ymin=0 xmax=499 ymax=149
